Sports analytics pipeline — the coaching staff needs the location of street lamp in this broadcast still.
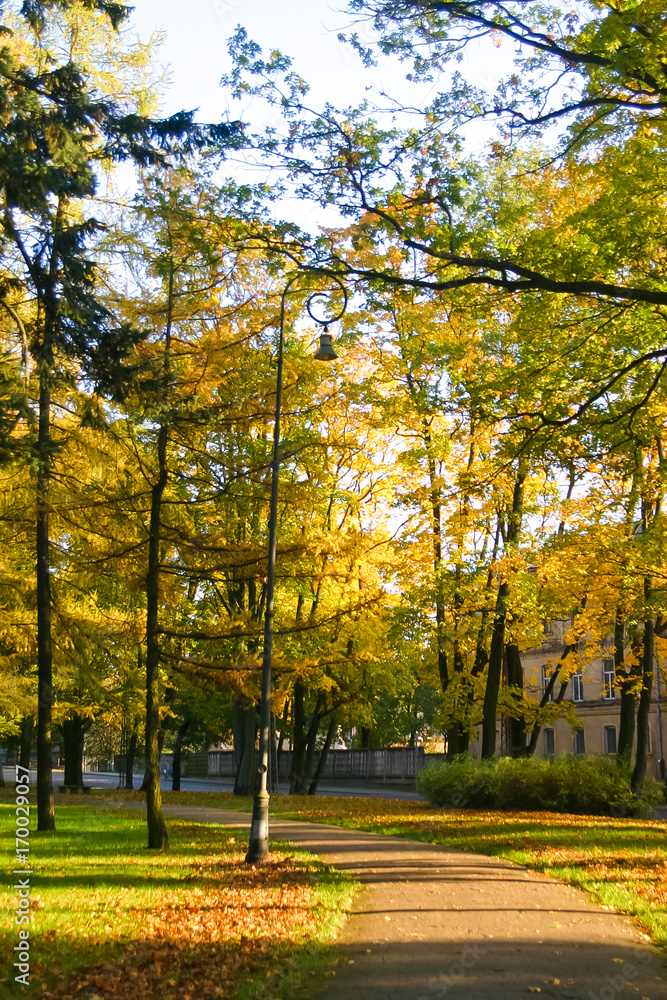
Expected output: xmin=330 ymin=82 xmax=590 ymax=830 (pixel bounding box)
xmin=245 ymin=275 xmax=347 ymax=864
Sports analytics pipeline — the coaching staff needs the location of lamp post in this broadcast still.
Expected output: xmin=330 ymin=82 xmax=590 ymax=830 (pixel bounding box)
xmin=245 ymin=275 xmax=347 ymax=864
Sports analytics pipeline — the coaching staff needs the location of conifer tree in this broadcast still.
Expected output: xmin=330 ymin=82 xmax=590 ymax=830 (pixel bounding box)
xmin=0 ymin=1 xmax=239 ymax=832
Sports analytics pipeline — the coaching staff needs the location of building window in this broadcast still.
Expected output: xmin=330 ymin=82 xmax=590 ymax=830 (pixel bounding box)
xmin=542 ymin=665 xmax=553 ymax=703
xmin=544 ymin=728 xmax=555 ymax=756
xmin=572 ymin=673 xmax=584 ymax=702
xmin=574 ymin=729 xmax=586 ymax=754
xmin=543 ymin=619 xmax=554 ymax=636
xmin=602 ymin=659 xmax=616 ymax=700
xmin=604 ymin=726 xmax=617 ymax=754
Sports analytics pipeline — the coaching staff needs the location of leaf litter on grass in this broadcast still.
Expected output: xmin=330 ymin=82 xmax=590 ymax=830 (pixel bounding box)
xmin=37 ymin=846 xmax=329 ymax=1000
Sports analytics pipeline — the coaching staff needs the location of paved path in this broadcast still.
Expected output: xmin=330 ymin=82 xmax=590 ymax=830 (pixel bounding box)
xmin=158 ymin=804 xmax=665 ymax=1000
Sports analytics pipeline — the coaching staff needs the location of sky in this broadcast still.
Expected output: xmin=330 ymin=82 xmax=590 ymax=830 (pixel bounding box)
xmin=127 ymin=0 xmax=393 ymax=123
xmin=123 ymin=2 xmax=510 ymax=230
xmin=124 ymin=1 xmax=422 ymax=228
xmin=127 ymin=1 xmax=505 ymax=125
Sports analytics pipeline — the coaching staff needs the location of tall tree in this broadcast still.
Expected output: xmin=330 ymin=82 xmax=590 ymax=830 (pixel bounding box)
xmin=0 ymin=2 xmax=238 ymax=831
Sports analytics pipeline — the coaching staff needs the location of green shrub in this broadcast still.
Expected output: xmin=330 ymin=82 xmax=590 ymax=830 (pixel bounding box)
xmin=416 ymin=754 xmax=665 ymax=816
xmin=416 ymin=755 xmax=496 ymax=808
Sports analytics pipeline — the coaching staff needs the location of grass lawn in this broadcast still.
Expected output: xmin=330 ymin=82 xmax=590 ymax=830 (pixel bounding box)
xmin=88 ymin=788 xmax=667 ymax=952
xmin=0 ymin=796 xmax=354 ymax=1000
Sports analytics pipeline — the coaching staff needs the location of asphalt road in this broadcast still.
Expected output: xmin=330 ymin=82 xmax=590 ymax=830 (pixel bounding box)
xmin=3 ymin=767 xmax=425 ymax=801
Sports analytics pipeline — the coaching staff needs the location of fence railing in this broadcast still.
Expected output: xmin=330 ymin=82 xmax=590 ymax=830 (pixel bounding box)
xmin=208 ymin=747 xmax=446 ymax=783
xmin=109 ymin=751 xmax=210 ymax=778
xmin=83 ymin=747 xmax=447 ymax=782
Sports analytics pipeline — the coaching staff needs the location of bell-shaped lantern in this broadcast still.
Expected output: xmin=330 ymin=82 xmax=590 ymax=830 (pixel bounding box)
xmin=313 ymin=326 xmax=339 ymax=362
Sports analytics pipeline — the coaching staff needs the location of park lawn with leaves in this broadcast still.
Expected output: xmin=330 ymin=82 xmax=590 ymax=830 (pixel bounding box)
xmin=86 ymin=789 xmax=667 ymax=950
xmin=0 ymin=799 xmax=354 ymax=1000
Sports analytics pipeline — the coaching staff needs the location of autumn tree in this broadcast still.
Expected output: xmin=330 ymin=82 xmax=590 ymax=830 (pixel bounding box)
xmin=0 ymin=0 xmax=239 ymax=832
xmin=338 ymin=1 xmax=667 ymax=298
xmin=222 ymin=7 xmax=667 ymax=451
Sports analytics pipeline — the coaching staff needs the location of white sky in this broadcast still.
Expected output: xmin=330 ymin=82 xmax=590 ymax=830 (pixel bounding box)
xmin=128 ymin=1 xmax=390 ymax=122
xmin=127 ymin=0 xmax=506 ymax=123
xmin=124 ymin=2 xmax=510 ymax=230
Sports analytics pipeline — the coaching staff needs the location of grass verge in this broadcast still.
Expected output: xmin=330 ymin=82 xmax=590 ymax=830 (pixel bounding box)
xmin=0 ymin=798 xmax=355 ymax=1000
xmin=83 ymin=788 xmax=667 ymax=952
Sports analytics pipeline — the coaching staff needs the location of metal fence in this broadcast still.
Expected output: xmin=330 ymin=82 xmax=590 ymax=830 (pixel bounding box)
xmin=109 ymin=751 xmax=210 ymax=778
xmin=179 ymin=751 xmax=210 ymax=778
xmin=208 ymin=747 xmax=446 ymax=782
xmin=85 ymin=747 xmax=447 ymax=783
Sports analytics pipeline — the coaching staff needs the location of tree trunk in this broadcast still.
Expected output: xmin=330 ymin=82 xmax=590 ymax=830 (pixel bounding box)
xmin=446 ymin=638 xmax=469 ymax=757
xmin=523 ymin=462 xmax=581 ymax=759
xmin=291 ymin=686 xmax=323 ymax=795
xmin=462 ymin=521 xmax=502 ymax=755
xmin=472 ymin=521 xmax=502 ymax=684
xmin=19 ymin=715 xmax=34 ymax=770
xmin=309 ymin=715 xmax=337 ymax=795
xmin=143 ymin=264 xmax=175 ymax=850
xmin=140 ymin=728 xmax=164 ymax=790
xmin=125 ymin=718 xmax=139 ymax=790
xmin=61 ymin=714 xmax=88 ymax=788
xmin=290 ymin=680 xmax=307 ymax=793
xmin=481 ymin=465 xmax=526 ymax=759
xmin=233 ymin=702 xmax=257 ymax=796
xmin=171 ymin=719 xmax=190 ymax=792
xmin=615 ymin=612 xmax=637 ymax=766
xmin=140 ymin=721 xmax=163 ymax=792
xmin=302 ymin=709 xmax=322 ymax=789
xmin=269 ymin=711 xmax=279 ymax=793
xmin=525 ymin=613 xmax=582 ymax=757
xmin=276 ymin=699 xmax=289 ymax=784
xmin=425 ymin=429 xmax=449 ymax=699
xmin=36 ymin=355 xmax=55 ymax=831
xmin=482 ymin=579 xmax=510 ymax=758
xmin=632 ymin=598 xmax=654 ymax=795
xmin=506 ymin=643 xmax=527 ymax=756
xmin=396 ymin=387 xmax=449 ymax=707
xmin=145 ymin=418 xmax=169 ymax=848
xmin=616 ymin=470 xmax=646 ymax=763
xmin=447 ymin=711 xmax=470 ymax=758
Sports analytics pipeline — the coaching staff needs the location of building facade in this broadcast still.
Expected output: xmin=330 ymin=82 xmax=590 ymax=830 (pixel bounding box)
xmin=470 ymin=620 xmax=666 ymax=777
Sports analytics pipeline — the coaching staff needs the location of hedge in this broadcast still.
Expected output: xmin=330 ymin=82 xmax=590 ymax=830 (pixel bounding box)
xmin=416 ymin=754 xmax=665 ymax=817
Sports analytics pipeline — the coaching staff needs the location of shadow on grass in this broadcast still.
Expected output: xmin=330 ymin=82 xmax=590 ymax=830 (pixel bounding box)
xmin=1 ymin=802 xmax=352 ymax=1000
xmin=3 ymin=929 xmax=342 ymax=1000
